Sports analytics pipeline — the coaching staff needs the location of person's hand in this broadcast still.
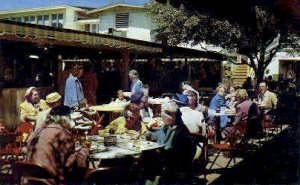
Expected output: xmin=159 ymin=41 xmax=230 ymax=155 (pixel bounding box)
xmin=147 ymin=118 xmax=161 ymax=130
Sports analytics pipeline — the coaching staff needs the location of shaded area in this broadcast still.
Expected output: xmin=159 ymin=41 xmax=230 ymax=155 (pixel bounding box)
xmin=210 ymin=128 xmax=299 ymax=184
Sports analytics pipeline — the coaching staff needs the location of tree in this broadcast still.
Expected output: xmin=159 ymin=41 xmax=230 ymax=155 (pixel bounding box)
xmin=146 ymin=0 xmax=300 ymax=83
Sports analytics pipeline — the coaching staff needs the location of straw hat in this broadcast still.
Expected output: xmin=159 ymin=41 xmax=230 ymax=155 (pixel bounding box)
xmin=46 ymin=92 xmax=61 ymax=104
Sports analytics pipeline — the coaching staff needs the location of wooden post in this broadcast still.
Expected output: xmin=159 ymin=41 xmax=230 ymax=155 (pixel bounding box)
xmin=120 ymin=50 xmax=130 ymax=90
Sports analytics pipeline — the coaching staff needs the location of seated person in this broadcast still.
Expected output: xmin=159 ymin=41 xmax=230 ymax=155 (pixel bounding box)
xmin=172 ymin=93 xmax=205 ymax=136
xmin=185 ymin=88 xmax=208 ymax=114
xmin=0 ymin=123 xmax=8 ymax=135
xmin=20 ymin=87 xmax=48 ymax=122
xmin=146 ymin=101 xmax=196 ymax=174
xmin=27 ymin=105 xmax=89 ymax=185
xmin=98 ymin=103 xmax=148 ymax=139
xmin=222 ymin=89 xmax=261 ymax=140
xmin=254 ymin=81 xmax=278 ymax=114
xmin=208 ymin=85 xmax=230 ymax=128
xmin=35 ymin=92 xmax=62 ymax=131
xmin=209 ymin=85 xmax=226 ymax=110
xmin=225 ymin=85 xmax=237 ymax=109
xmin=115 ymin=90 xmax=128 ymax=103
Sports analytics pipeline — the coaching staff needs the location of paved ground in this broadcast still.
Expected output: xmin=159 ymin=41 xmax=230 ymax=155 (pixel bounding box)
xmin=200 ymin=125 xmax=299 ymax=185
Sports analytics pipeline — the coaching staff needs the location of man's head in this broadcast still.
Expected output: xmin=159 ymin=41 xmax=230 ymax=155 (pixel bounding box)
xmin=72 ymin=64 xmax=84 ymax=78
xmin=124 ymin=103 xmax=140 ymax=129
xmin=25 ymin=87 xmax=40 ymax=104
xmin=259 ymin=82 xmax=268 ymax=94
xmin=128 ymin=70 xmax=139 ymax=81
xmin=186 ymin=89 xmax=198 ymax=106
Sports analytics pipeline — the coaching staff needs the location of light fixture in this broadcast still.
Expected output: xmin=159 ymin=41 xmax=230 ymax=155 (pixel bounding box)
xmin=29 ymin=55 xmax=39 ymax=59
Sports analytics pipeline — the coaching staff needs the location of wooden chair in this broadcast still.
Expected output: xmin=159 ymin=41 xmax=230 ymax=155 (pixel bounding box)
xmin=12 ymin=161 xmax=56 ymax=185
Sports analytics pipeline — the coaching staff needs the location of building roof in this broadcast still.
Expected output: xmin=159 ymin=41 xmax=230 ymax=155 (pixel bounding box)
xmin=0 ymin=19 xmax=225 ymax=60
xmin=0 ymin=5 xmax=91 ymax=15
xmin=87 ymin=3 xmax=144 ymax=15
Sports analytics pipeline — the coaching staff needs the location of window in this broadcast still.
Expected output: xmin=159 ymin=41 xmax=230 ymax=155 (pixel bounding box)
xmin=16 ymin=17 xmax=22 ymax=22
xmin=91 ymin=24 xmax=99 ymax=33
xmin=30 ymin=16 xmax=35 ymax=24
xmin=51 ymin=14 xmax=57 ymax=27
xmin=51 ymin=14 xmax=63 ymax=28
xmin=115 ymin=13 xmax=129 ymax=28
xmin=37 ymin=15 xmax=43 ymax=25
xmin=11 ymin=17 xmax=16 ymax=21
xmin=58 ymin=14 xmax=63 ymax=28
xmin=24 ymin=16 xmax=29 ymax=23
xmin=84 ymin=24 xmax=90 ymax=32
xmin=44 ymin=15 xmax=49 ymax=26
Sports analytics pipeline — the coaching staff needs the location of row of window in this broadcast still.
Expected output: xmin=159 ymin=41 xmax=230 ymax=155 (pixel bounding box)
xmin=7 ymin=14 xmax=64 ymax=28
xmin=5 ymin=12 xmax=128 ymax=31
xmin=84 ymin=24 xmax=99 ymax=33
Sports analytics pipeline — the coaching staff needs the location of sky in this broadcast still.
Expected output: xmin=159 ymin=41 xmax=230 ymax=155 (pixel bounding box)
xmin=0 ymin=0 xmax=150 ymax=11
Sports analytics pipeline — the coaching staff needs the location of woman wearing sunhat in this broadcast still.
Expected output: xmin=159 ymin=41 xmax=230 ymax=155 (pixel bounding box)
xmin=35 ymin=92 xmax=62 ymax=131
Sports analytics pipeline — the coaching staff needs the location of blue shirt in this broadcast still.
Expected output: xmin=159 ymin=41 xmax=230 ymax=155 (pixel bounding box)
xmin=64 ymin=74 xmax=85 ymax=108
xmin=130 ymin=79 xmax=143 ymax=95
xmin=209 ymin=93 xmax=226 ymax=110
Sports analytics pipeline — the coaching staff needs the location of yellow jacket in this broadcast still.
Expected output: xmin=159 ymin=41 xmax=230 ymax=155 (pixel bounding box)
xmin=20 ymin=100 xmax=48 ymax=122
xmin=98 ymin=117 xmax=148 ymax=137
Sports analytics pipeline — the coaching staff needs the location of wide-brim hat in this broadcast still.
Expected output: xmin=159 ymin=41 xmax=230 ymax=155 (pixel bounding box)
xmin=172 ymin=93 xmax=189 ymax=106
xmin=46 ymin=92 xmax=61 ymax=104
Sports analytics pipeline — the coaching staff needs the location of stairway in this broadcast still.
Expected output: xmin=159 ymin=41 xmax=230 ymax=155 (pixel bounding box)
xmin=232 ymin=64 xmax=250 ymax=87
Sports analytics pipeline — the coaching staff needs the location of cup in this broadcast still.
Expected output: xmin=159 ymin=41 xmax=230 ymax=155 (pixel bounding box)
xmin=83 ymin=140 xmax=92 ymax=149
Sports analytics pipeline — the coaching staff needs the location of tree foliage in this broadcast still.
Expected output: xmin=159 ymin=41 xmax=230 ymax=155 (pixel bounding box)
xmin=146 ymin=0 xmax=300 ymax=82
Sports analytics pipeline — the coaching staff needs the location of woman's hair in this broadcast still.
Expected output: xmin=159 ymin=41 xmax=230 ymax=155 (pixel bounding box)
xmin=235 ymin=89 xmax=248 ymax=101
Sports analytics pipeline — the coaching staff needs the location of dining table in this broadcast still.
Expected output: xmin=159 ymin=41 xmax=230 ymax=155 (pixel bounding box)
xmin=80 ymin=135 xmax=163 ymax=168
xmin=208 ymin=108 xmax=236 ymax=143
xmin=89 ymin=103 xmax=126 ymax=124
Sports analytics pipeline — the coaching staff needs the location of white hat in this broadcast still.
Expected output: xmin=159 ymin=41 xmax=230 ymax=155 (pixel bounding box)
xmin=25 ymin=87 xmax=37 ymax=99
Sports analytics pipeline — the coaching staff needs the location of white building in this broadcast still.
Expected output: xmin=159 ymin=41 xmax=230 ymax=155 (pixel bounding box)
xmin=86 ymin=4 xmax=156 ymax=41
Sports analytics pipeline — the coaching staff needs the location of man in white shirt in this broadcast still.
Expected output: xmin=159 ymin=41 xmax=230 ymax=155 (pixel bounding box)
xmin=173 ymin=94 xmax=205 ymax=135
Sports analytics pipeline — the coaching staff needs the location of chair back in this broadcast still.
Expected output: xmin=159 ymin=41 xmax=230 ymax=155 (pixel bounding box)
xmin=90 ymin=114 xmax=105 ymax=135
xmin=84 ymin=167 xmax=129 ymax=185
xmin=246 ymin=103 xmax=263 ymax=138
xmin=12 ymin=161 xmax=56 ymax=184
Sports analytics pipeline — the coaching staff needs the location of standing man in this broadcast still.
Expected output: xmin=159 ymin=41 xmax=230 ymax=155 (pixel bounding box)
xmin=129 ymin=69 xmax=143 ymax=95
xmin=64 ymin=63 xmax=86 ymax=109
